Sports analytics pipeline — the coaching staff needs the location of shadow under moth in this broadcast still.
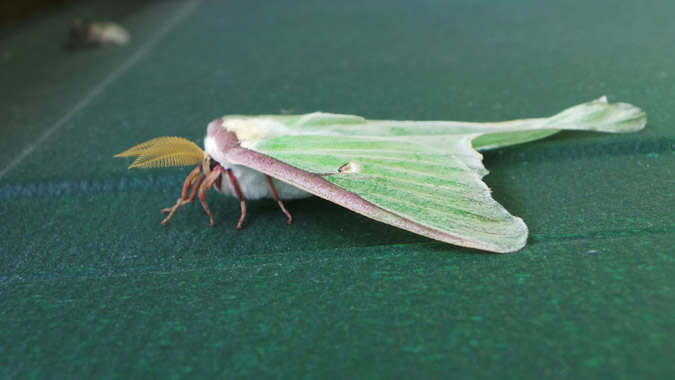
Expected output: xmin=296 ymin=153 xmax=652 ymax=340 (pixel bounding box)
xmin=115 ymin=97 xmax=645 ymax=253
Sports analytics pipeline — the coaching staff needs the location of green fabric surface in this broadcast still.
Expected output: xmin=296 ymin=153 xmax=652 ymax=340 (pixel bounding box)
xmin=1 ymin=0 xmax=673 ymax=378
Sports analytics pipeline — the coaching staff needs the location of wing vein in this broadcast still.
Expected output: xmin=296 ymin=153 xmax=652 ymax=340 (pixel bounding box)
xmin=359 ymin=189 xmax=520 ymax=236
xmin=269 ymin=151 xmax=453 ymax=167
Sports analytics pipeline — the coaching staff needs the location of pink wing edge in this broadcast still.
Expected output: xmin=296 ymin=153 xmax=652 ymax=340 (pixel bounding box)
xmin=209 ymin=119 xmax=520 ymax=253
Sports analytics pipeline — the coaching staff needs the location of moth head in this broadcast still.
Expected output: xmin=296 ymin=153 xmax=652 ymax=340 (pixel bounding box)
xmin=114 ymin=136 xmax=209 ymax=169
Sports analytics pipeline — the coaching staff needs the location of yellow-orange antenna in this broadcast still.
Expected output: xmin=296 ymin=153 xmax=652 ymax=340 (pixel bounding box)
xmin=114 ymin=137 xmax=205 ymax=169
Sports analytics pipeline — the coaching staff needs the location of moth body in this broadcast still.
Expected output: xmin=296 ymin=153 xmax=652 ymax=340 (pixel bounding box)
xmin=204 ymin=118 xmax=311 ymax=201
xmin=211 ymin=161 xmax=311 ymax=201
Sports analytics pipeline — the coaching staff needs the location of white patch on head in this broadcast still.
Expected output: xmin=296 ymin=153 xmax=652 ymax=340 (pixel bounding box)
xmin=222 ymin=117 xmax=290 ymax=148
xmin=204 ymin=136 xmax=232 ymax=169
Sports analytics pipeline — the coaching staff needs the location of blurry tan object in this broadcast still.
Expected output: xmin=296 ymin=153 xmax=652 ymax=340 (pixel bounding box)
xmin=67 ymin=19 xmax=129 ymax=49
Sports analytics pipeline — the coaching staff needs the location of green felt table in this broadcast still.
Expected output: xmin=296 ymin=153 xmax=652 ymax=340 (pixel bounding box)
xmin=1 ymin=0 xmax=673 ymax=378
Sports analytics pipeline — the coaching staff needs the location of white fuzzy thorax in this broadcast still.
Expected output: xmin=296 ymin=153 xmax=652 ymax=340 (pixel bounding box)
xmin=203 ymin=117 xmax=310 ymax=201
xmin=222 ymin=117 xmax=290 ymax=149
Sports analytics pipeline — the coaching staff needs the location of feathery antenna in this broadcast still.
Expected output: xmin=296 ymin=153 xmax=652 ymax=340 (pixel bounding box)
xmin=114 ymin=136 xmax=205 ymax=169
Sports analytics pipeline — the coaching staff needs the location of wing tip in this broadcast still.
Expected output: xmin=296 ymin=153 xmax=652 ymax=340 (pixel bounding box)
xmin=464 ymin=217 xmax=528 ymax=254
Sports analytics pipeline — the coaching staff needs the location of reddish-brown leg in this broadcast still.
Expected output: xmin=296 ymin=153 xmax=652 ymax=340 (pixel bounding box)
xmin=161 ymin=164 xmax=202 ymax=224
xmin=187 ymin=173 xmax=205 ymax=202
xmin=266 ymin=175 xmax=292 ymax=224
xmin=198 ymin=166 xmax=223 ymax=226
xmin=236 ymin=200 xmax=246 ymax=230
xmin=181 ymin=165 xmax=203 ymax=199
xmin=226 ymin=169 xmax=247 ymax=230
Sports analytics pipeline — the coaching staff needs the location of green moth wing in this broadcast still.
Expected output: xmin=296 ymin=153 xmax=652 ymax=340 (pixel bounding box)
xmin=222 ymin=97 xmax=645 ymax=253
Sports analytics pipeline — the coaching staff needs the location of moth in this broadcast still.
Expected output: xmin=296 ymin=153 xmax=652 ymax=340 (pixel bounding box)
xmin=115 ymin=97 xmax=645 ymax=253
xmin=67 ymin=19 xmax=129 ymax=50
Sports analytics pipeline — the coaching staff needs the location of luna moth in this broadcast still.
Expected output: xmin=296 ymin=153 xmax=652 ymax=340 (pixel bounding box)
xmin=115 ymin=97 xmax=645 ymax=253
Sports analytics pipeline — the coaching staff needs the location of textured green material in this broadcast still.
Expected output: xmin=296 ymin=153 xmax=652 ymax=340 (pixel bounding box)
xmin=0 ymin=0 xmax=673 ymax=378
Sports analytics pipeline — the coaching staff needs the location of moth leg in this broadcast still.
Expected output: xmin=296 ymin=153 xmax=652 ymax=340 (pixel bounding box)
xmin=187 ymin=173 xmax=205 ymax=202
xmin=226 ymin=169 xmax=247 ymax=230
xmin=266 ymin=175 xmax=292 ymax=224
xmin=236 ymin=200 xmax=246 ymax=230
xmin=198 ymin=166 xmax=223 ymax=227
xmin=161 ymin=164 xmax=202 ymax=225
xmin=181 ymin=165 xmax=204 ymax=200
